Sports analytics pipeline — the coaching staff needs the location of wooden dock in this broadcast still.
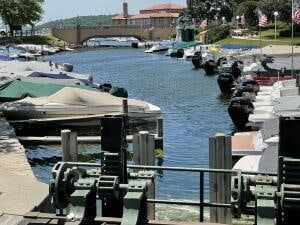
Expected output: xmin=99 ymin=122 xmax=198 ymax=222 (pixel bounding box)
xmin=0 ymin=118 xmax=48 ymax=224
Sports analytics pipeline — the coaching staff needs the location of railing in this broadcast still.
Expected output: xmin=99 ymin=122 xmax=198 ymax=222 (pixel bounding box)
xmin=128 ymin=164 xmax=277 ymax=222
xmin=53 ymin=24 xmax=175 ymax=30
xmin=0 ymin=30 xmax=36 ymax=44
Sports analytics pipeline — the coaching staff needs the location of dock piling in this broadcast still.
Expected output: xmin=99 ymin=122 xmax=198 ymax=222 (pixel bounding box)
xmin=157 ymin=117 xmax=163 ymax=138
xmin=209 ymin=133 xmax=232 ymax=224
xmin=61 ymin=130 xmax=78 ymax=162
xmin=133 ymin=131 xmax=155 ymax=220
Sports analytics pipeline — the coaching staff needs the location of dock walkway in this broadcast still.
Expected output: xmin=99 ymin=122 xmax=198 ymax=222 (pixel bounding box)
xmin=0 ymin=118 xmax=48 ymax=222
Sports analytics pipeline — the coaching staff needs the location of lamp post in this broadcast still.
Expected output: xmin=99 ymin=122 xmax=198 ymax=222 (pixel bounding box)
xmin=274 ymin=11 xmax=279 ymax=40
xmin=222 ymin=17 xmax=226 ymax=25
xmin=236 ymin=16 xmax=240 ymax=37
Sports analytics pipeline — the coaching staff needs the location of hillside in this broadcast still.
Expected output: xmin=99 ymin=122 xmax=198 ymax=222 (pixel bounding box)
xmin=37 ymin=15 xmax=114 ymax=29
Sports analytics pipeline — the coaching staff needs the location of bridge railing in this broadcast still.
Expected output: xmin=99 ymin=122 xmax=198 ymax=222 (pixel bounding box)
xmin=52 ymin=24 xmax=175 ymax=30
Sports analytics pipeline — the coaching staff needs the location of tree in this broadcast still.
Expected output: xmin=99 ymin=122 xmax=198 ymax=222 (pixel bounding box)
xmin=186 ymin=0 xmax=225 ymax=21
xmin=236 ymin=1 xmax=259 ymax=27
xmin=187 ymin=0 xmax=251 ymax=23
xmin=0 ymin=0 xmax=44 ymax=35
xmin=258 ymin=0 xmax=292 ymax=23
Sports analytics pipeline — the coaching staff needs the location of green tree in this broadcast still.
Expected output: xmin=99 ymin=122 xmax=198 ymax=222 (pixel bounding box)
xmin=0 ymin=0 xmax=44 ymax=35
xmin=187 ymin=0 xmax=250 ymax=23
xmin=258 ymin=0 xmax=292 ymax=23
xmin=236 ymin=1 xmax=259 ymax=27
xmin=187 ymin=0 xmax=225 ymax=21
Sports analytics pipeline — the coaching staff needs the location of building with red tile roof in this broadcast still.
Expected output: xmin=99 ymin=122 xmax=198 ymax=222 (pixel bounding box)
xmin=112 ymin=3 xmax=184 ymax=27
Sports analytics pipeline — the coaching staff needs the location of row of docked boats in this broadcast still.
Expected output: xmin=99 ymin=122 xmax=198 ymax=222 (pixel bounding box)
xmin=144 ymin=40 xmax=224 ymax=74
xmin=215 ymin=55 xmax=298 ymax=129
xmin=1 ymin=44 xmax=74 ymax=60
xmin=216 ymin=53 xmax=300 ymax=174
xmin=0 ymin=55 xmax=161 ymax=132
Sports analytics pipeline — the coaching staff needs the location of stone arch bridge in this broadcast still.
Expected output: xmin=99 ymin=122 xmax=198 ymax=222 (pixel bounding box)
xmin=52 ymin=25 xmax=175 ymax=45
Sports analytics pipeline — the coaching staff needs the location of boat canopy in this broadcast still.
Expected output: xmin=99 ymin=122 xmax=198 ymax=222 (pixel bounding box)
xmin=0 ymin=80 xmax=97 ymax=102
xmin=17 ymin=87 xmax=148 ymax=108
xmin=171 ymin=41 xmax=202 ymax=50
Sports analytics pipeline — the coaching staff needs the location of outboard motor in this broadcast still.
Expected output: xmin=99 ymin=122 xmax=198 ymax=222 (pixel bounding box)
xmin=99 ymin=83 xmax=112 ymax=92
xmin=228 ymin=97 xmax=254 ymax=129
xmin=177 ymin=49 xmax=185 ymax=58
xmin=217 ymin=73 xmax=234 ymax=93
xmin=231 ymin=61 xmax=243 ymax=79
xmin=217 ymin=57 xmax=227 ymax=67
xmin=192 ymin=54 xmax=203 ymax=69
xmin=204 ymin=60 xmax=217 ymax=74
xmin=232 ymin=86 xmax=256 ymax=102
xmin=242 ymin=80 xmax=260 ymax=93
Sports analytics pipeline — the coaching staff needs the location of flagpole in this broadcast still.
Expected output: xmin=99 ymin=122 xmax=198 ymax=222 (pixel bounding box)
xmin=260 ymin=26 xmax=262 ymax=57
xmin=292 ymin=0 xmax=295 ymax=79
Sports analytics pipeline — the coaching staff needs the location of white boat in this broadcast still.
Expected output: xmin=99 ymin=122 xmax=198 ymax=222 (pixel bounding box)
xmin=182 ymin=44 xmax=212 ymax=61
xmin=0 ymin=87 xmax=161 ymax=125
xmin=248 ymin=79 xmax=299 ymax=127
xmin=145 ymin=41 xmax=174 ymax=53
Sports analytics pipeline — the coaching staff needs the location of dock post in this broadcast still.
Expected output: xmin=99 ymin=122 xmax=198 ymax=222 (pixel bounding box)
xmin=70 ymin=132 xmax=78 ymax=162
xmin=157 ymin=117 xmax=163 ymax=138
xmin=133 ymin=131 xmax=155 ymax=219
xmin=209 ymin=133 xmax=232 ymax=224
xmin=61 ymin=130 xmax=78 ymax=162
xmin=156 ymin=117 xmax=164 ymax=153
xmin=122 ymin=99 xmax=128 ymax=114
xmin=61 ymin=130 xmax=70 ymax=162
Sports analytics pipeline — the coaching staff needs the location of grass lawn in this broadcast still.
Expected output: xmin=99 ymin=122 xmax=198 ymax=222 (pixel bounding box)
xmin=0 ymin=34 xmax=66 ymax=46
xmin=215 ymin=28 xmax=300 ymax=47
xmin=22 ymin=35 xmax=66 ymax=46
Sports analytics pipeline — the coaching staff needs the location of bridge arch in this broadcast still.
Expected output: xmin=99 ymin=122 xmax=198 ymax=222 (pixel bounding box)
xmin=52 ymin=26 xmax=175 ymax=45
xmin=80 ymin=34 xmax=145 ymax=44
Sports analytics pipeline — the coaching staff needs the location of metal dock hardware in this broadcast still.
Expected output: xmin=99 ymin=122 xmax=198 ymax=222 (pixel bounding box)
xmin=49 ymin=117 xmax=155 ymax=225
xmin=230 ymin=116 xmax=300 ymax=225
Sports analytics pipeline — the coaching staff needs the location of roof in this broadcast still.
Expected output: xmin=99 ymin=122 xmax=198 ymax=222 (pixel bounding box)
xmin=130 ymin=11 xmax=179 ymax=19
xmin=130 ymin=13 xmax=152 ymax=19
xmin=151 ymin=11 xmax=179 ymax=18
xmin=112 ymin=13 xmax=126 ymax=20
xmin=142 ymin=3 xmax=184 ymax=11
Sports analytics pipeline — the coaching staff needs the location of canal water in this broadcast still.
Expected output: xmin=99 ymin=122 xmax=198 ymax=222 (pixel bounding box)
xmin=26 ymin=48 xmax=233 ymax=203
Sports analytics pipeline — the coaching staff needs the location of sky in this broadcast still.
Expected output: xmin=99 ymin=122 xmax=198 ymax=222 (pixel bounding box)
xmin=41 ymin=0 xmax=187 ymax=24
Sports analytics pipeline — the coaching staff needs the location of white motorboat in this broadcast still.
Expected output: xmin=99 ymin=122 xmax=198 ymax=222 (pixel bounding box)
xmin=182 ymin=44 xmax=212 ymax=61
xmin=145 ymin=42 xmax=174 ymax=53
xmin=0 ymin=61 xmax=93 ymax=82
xmin=0 ymin=87 xmax=161 ymax=125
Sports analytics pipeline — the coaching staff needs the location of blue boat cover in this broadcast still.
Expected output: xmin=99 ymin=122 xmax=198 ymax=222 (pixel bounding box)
xmin=28 ymin=72 xmax=74 ymax=79
xmin=0 ymin=55 xmax=12 ymax=61
xmin=220 ymin=44 xmax=258 ymax=50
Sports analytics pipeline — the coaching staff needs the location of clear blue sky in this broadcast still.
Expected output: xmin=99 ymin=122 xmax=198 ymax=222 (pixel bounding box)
xmin=41 ymin=0 xmax=187 ymax=23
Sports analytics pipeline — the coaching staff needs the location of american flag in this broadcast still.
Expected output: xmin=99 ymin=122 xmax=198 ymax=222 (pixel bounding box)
xmin=258 ymin=14 xmax=268 ymax=27
xmin=200 ymin=19 xmax=207 ymax=29
xmin=293 ymin=8 xmax=300 ymax=24
xmin=241 ymin=14 xmax=246 ymax=26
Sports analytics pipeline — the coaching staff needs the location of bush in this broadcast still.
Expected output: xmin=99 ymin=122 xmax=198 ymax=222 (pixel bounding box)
xmin=278 ymin=24 xmax=300 ymax=37
xmin=279 ymin=25 xmax=291 ymax=37
xmin=207 ymin=25 xmax=230 ymax=43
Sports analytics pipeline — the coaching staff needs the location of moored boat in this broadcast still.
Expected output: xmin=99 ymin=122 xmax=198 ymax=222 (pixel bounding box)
xmin=0 ymin=87 xmax=161 ymax=125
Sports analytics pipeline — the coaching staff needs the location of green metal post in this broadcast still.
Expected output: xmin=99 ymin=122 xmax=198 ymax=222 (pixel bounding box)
xmin=200 ymin=172 xmax=204 ymax=222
